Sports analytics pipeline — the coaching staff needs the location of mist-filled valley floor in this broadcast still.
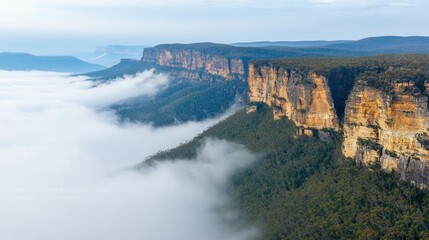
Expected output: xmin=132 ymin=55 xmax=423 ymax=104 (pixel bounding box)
xmin=0 ymin=71 xmax=258 ymax=240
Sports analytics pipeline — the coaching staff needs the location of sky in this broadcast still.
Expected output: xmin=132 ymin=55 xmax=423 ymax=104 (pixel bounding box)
xmin=0 ymin=0 xmax=428 ymax=54
xmin=0 ymin=70 xmax=258 ymax=240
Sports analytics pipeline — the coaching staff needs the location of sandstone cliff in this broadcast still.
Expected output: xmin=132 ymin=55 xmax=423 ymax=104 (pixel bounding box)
xmin=248 ymin=63 xmax=339 ymax=130
xmin=247 ymin=56 xmax=429 ymax=189
xmin=342 ymin=81 xmax=429 ymax=188
xmin=141 ymin=45 xmax=246 ymax=81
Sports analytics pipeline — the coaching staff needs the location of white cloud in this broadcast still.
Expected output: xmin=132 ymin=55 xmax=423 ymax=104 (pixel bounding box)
xmin=0 ymin=70 xmax=169 ymax=108
xmin=0 ymin=70 xmax=258 ymax=239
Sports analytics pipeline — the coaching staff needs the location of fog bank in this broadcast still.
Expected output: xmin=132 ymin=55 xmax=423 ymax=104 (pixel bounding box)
xmin=0 ymin=71 xmax=258 ymax=240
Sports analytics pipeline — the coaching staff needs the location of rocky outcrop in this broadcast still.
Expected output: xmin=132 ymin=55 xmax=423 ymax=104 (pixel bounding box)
xmin=248 ymin=63 xmax=339 ymax=130
xmin=343 ymin=82 xmax=429 ymax=188
xmin=141 ymin=46 xmax=246 ymax=81
xmin=247 ymin=58 xmax=429 ymax=188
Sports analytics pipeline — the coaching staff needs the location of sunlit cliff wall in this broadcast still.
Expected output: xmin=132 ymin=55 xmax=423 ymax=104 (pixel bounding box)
xmin=343 ymin=81 xmax=429 ymax=188
xmin=141 ymin=46 xmax=246 ymax=81
xmin=248 ymin=60 xmax=429 ymax=188
xmin=248 ymin=63 xmax=339 ymax=130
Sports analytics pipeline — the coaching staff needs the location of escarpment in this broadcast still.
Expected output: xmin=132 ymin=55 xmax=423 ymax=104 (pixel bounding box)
xmin=141 ymin=44 xmax=246 ymax=81
xmin=248 ymin=56 xmax=429 ymax=189
xmin=343 ymin=81 xmax=429 ymax=188
xmin=248 ymin=63 xmax=339 ymax=130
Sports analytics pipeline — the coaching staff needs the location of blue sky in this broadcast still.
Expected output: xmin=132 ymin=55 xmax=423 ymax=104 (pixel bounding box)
xmin=0 ymin=0 xmax=428 ymax=54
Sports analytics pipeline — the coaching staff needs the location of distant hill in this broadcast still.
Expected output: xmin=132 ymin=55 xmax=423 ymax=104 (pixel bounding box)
xmin=79 ymin=45 xmax=148 ymax=67
xmin=232 ymin=36 xmax=429 ymax=54
xmin=0 ymin=52 xmax=105 ymax=73
xmin=323 ymin=36 xmax=429 ymax=54
xmin=231 ymin=40 xmax=352 ymax=48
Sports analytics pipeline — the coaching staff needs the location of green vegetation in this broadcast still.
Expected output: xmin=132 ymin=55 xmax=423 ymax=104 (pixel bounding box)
xmin=385 ymin=149 xmax=399 ymax=158
xmin=357 ymin=138 xmax=383 ymax=151
xmin=112 ymin=79 xmax=247 ymax=126
xmin=146 ymin=105 xmax=429 ymax=239
xmin=417 ymin=133 xmax=429 ymax=150
xmin=254 ymin=55 xmax=429 ymax=76
xmin=254 ymin=161 xmax=429 ymax=239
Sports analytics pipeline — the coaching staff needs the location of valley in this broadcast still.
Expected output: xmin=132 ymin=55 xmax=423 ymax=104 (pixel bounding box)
xmin=109 ymin=39 xmax=429 ymax=239
xmin=2 ymin=35 xmax=429 ymax=240
xmin=2 ymin=0 xmax=429 ymax=239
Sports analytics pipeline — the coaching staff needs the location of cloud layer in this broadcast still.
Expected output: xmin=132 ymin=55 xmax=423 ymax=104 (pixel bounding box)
xmin=0 ymin=71 xmax=257 ymax=240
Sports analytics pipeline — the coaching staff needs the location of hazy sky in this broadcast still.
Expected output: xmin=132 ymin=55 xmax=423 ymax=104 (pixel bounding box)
xmin=0 ymin=0 xmax=428 ymax=53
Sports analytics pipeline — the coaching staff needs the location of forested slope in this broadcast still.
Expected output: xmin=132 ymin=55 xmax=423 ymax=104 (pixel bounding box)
xmin=144 ymin=105 xmax=429 ymax=239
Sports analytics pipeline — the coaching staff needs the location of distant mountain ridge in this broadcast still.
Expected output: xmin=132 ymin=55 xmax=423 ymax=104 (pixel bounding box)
xmin=0 ymin=52 xmax=105 ymax=73
xmin=324 ymin=36 xmax=429 ymax=53
xmin=232 ymin=40 xmax=352 ymax=48
xmin=233 ymin=36 xmax=429 ymax=54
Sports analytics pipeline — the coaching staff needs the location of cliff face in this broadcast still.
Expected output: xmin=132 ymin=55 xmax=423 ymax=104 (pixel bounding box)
xmin=248 ymin=63 xmax=339 ymax=130
xmin=141 ymin=46 xmax=246 ymax=81
xmin=247 ymin=57 xmax=429 ymax=189
xmin=343 ymin=82 xmax=429 ymax=188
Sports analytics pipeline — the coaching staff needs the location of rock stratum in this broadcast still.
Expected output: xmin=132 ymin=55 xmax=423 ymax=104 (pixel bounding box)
xmin=343 ymin=82 xmax=429 ymax=188
xmin=248 ymin=63 xmax=339 ymax=130
xmin=248 ymin=56 xmax=429 ymax=188
xmin=141 ymin=43 xmax=246 ymax=81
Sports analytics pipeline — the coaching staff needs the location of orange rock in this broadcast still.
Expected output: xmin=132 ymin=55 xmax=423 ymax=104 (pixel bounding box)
xmin=142 ymin=47 xmax=246 ymax=81
xmin=248 ymin=63 xmax=339 ymax=130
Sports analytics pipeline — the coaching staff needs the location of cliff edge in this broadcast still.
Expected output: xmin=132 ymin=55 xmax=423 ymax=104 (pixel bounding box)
xmin=248 ymin=55 xmax=429 ymax=188
xmin=248 ymin=63 xmax=339 ymax=130
xmin=141 ymin=43 xmax=246 ymax=81
xmin=343 ymin=79 xmax=429 ymax=188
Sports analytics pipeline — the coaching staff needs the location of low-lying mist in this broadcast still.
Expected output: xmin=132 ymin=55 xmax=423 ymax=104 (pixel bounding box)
xmin=0 ymin=71 xmax=259 ymax=240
